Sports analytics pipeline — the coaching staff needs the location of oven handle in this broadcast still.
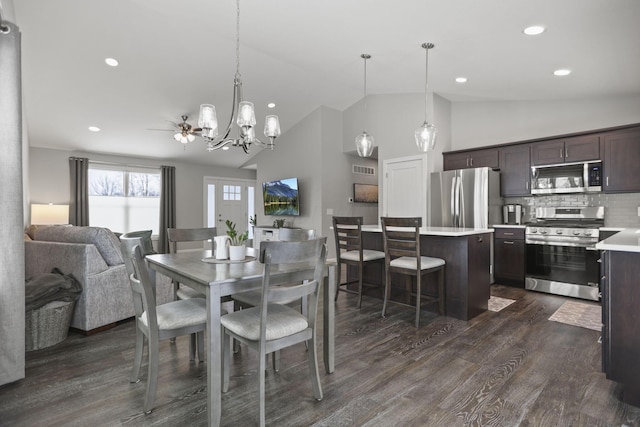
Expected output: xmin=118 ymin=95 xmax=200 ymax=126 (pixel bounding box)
xmin=525 ymin=239 xmax=598 ymax=249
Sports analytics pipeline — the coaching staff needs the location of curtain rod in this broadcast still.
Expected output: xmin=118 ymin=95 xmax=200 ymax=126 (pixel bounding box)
xmin=88 ymin=159 xmax=161 ymax=170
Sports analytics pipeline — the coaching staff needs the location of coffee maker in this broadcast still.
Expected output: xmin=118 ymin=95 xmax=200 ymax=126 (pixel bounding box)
xmin=503 ymin=204 xmax=523 ymax=225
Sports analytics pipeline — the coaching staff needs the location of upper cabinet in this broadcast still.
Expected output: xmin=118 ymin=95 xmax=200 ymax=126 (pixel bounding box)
xmin=603 ymin=128 xmax=640 ymax=193
xmin=499 ymin=144 xmax=531 ymax=197
xmin=531 ymin=135 xmax=601 ymax=166
xmin=443 ymin=148 xmax=499 ymax=171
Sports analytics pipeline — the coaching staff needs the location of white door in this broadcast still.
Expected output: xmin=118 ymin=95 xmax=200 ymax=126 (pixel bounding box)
xmin=382 ymin=154 xmax=430 ymax=224
xmin=204 ymin=178 xmax=256 ymax=239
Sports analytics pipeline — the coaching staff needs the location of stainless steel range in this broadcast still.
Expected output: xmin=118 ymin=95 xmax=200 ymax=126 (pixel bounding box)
xmin=525 ymin=206 xmax=604 ymax=301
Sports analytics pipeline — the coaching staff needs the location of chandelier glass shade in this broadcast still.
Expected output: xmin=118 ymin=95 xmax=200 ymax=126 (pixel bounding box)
xmin=355 ymin=54 xmax=374 ymax=157
xmin=415 ymin=42 xmax=437 ymax=152
xmin=197 ymin=0 xmax=280 ymax=153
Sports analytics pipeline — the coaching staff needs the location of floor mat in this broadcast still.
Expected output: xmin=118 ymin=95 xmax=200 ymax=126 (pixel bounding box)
xmin=548 ymin=300 xmax=602 ymax=331
xmin=488 ymin=296 xmax=516 ymax=312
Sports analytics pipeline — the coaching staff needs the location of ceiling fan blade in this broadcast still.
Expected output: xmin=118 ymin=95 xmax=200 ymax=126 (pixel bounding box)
xmin=147 ymin=128 xmax=176 ymax=132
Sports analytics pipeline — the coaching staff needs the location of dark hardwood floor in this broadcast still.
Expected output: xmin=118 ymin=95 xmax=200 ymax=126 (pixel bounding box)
xmin=2 ymin=285 xmax=640 ymax=426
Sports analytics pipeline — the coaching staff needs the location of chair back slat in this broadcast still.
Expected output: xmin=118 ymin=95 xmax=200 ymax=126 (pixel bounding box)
xmin=167 ymin=227 xmax=217 ymax=253
xmin=120 ymin=237 xmax=158 ymax=327
xmin=381 ymin=217 xmax=421 ymax=263
xmin=333 ymin=216 xmax=364 ymax=258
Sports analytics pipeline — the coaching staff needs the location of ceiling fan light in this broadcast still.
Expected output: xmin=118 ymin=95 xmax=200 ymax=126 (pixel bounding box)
xmin=187 ymin=133 xmax=195 ymax=143
xmin=415 ymin=122 xmax=437 ymax=152
xmin=355 ymin=131 xmax=374 ymax=157
xmin=174 ymin=133 xmax=182 ymax=142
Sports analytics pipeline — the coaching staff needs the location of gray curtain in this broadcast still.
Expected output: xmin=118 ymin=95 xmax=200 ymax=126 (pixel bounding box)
xmin=158 ymin=165 xmax=176 ymax=253
xmin=69 ymin=157 xmax=89 ymax=226
xmin=0 ymin=20 xmax=25 ymax=386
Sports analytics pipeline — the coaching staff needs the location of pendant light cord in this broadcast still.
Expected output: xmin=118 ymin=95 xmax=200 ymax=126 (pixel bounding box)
xmin=362 ymin=54 xmax=371 ymax=132
xmin=423 ymin=44 xmax=430 ymax=123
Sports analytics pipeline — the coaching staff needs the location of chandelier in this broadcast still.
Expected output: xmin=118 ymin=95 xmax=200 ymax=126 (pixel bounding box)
xmin=415 ymin=42 xmax=437 ymax=152
xmin=197 ymin=0 xmax=281 ymax=154
xmin=355 ymin=54 xmax=374 ymax=157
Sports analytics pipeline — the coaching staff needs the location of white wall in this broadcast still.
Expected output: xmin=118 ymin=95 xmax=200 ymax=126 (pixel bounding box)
xmin=451 ymin=94 xmax=640 ymax=150
xmin=28 ymin=147 xmax=255 ymax=228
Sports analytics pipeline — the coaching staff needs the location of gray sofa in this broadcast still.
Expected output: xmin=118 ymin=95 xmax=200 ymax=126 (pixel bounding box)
xmin=25 ymin=225 xmax=173 ymax=333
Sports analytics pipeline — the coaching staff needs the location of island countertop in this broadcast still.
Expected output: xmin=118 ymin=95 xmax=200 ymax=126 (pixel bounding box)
xmin=361 ymin=225 xmax=494 ymax=237
xmin=596 ymin=228 xmax=640 ymax=253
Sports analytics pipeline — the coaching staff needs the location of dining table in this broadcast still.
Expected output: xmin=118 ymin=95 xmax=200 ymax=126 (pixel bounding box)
xmin=145 ymin=247 xmax=336 ymax=427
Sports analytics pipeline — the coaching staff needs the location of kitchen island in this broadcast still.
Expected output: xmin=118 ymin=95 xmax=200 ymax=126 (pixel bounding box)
xmin=596 ymin=229 xmax=640 ymax=408
xmin=359 ymin=226 xmax=493 ymax=321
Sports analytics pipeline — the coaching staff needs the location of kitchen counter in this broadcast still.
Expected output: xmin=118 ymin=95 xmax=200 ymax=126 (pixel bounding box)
xmin=362 ymin=225 xmax=494 ymax=237
xmin=493 ymin=224 xmax=527 ymax=229
xmin=361 ymin=228 xmax=492 ymax=321
xmin=596 ymin=228 xmax=640 ymax=253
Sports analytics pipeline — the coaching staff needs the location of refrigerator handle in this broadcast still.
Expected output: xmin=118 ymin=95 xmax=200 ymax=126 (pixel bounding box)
xmin=458 ymin=176 xmax=464 ymax=228
xmin=453 ymin=176 xmax=460 ymax=227
xmin=450 ymin=176 xmax=456 ymax=226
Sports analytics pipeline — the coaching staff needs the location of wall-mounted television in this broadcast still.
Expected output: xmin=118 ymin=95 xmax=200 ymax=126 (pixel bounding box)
xmin=262 ymin=177 xmax=300 ymax=216
xmin=353 ymin=183 xmax=378 ymax=203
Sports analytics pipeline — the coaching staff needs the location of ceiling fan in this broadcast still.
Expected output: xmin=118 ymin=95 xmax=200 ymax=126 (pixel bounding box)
xmin=149 ymin=115 xmax=201 ymax=144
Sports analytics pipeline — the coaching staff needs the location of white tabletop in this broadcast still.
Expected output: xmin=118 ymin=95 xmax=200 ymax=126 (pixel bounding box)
xmin=596 ymin=228 xmax=640 ymax=253
xmin=361 ymin=225 xmax=494 ymax=236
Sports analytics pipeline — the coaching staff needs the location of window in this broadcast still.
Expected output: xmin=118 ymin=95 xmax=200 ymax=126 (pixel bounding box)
xmin=88 ymin=164 xmax=161 ymax=234
xmin=223 ymin=184 xmax=241 ymax=201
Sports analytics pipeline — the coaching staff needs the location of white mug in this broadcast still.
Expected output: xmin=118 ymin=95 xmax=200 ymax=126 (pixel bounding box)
xmin=214 ymin=235 xmax=230 ymax=260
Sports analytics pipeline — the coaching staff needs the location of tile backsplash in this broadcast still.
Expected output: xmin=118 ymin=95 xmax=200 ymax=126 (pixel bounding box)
xmin=504 ymin=193 xmax=640 ymax=228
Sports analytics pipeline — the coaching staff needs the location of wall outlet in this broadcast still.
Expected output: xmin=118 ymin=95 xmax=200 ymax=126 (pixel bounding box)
xmin=326 ymin=208 xmax=333 ymax=215
xmin=348 ymin=197 xmax=353 ymax=203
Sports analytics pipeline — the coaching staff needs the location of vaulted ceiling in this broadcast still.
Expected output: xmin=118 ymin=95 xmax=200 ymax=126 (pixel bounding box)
xmin=12 ymin=0 xmax=640 ymax=168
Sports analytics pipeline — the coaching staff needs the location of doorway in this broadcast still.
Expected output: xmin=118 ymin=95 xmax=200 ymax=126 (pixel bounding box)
xmin=204 ymin=177 xmax=256 ymax=239
xmin=382 ymin=154 xmax=431 ymax=224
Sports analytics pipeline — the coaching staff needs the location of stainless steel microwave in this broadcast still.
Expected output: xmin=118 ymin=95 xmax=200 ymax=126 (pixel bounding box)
xmin=531 ymin=160 xmax=602 ymax=194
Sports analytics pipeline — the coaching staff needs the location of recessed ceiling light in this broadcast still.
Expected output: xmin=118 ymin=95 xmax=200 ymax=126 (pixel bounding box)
xmin=222 ymin=146 xmax=230 ymax=151
xmin=523 ymin=25 xmax=545 ymax=36
xmin=554 ymin=69 xmax=572 ymax=76
xmin=88 ymin=126 xmax=100 ymax=132
xmin=105 ymin=58 xmax=119 ymax=67
xmin=267 ymin=103 xmax=276 ymax=109
xmin=455 ymin=77 xmax=468 ymax=83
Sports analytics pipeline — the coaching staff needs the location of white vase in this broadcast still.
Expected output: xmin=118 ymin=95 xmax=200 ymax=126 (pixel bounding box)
xmin=229 ymin=245 xmax=246 ymax=261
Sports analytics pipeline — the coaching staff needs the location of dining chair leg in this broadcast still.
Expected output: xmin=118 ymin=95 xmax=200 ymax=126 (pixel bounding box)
xmin=196 ymin=331 xmax=205 ymax=363
xmin=272 ymin=350 xmax=281 ymax=372
xmin=258 ymin=345 xmax=267 ymax=427
xmin=307 ymin=333 xmax=323 ymax=401
xmin=415 ymin=274 xmax=422 ymax=328
xmin=334 ymin=261 xmax=342 ymax=302
xmin=131 ymin=328 xmax=144 ymax=383
xmin=189 ymin=333 xmax=197 ymax=361
xmin=144 ymin=336 xmax=159 ymax=414
xmin=357 ymin=262 xmax=364 ymax=308
xmin=222 ymin=328 xmax=230 ymax=393
xmin=382 ymin=268 xmax=391 ymax=318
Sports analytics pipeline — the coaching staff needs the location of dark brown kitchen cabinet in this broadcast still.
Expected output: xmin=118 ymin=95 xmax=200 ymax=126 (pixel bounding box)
xmin=494 ymin=227 xmax=525 ymax=287
xmin=443 ymin=148 xmax=499 ymax=171
xmin=601 ymin=249 xmax=640 ymax=407
xmin=531 ymin=135 xmax=601 ymax=166
xmin=499 ymin=144 xmax=531 ymax=197
xmin=603 ymin=128 xmax=640 ymax=193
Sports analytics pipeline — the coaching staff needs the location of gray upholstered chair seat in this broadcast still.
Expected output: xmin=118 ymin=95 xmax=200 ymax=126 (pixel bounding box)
xmin=140 ymin=298 xmax=215 ymax=330
xmin=222 ymin=304 xmax=308 ymax=341
xmin=340 ymin=249 xmax=385 ymax=262
xmin=390 ymin=256 xmax=446 ymax=270
xmin=176 ymin=285 xmax=205 ymax=300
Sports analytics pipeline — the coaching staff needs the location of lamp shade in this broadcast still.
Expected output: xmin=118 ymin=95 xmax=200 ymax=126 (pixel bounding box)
xmin=415 ymin=122 xmax=437 ymax=152
xmin=355 ymin=131 xmax=374 ymax=157
xmin=198 ymin=104 xmax=219 ymax=139
xmin=237 ymin=101 xmax=256 ymax=127
xmin=31 ymin=204 xmax=69 ymax=225
xmin=264 ymin=115 xmax=281 ymax=139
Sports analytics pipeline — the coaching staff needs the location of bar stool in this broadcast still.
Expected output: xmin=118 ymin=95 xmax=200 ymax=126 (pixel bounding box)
xmin=381 ymin=217 xmax=445 ymax=327
xmin=332 ymin=216 xmax=385 ymax=308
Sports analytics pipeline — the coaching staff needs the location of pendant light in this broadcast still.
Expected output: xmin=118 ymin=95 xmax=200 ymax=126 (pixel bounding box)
xmin=415 ymin=43 xmax=437 ymax=152
xmin=355 ymin=54 xmax=374 ymax=157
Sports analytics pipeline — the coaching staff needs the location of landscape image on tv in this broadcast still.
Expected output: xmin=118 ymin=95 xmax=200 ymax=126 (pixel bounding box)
xmin=262 ymin=177 xmax=300 ymax=216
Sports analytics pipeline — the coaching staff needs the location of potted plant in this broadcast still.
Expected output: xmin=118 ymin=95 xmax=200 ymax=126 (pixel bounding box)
xmin=225 ymin=219 xmax=249 ymax=261
xmin=273 ymin=218 xmax=286 ymax=228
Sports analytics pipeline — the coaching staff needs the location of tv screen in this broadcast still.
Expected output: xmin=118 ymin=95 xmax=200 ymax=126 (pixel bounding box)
xmin=353 ymin=183 xmax=378 ymax=203
xmin=262 ymin=177 xmax=300 ymax=216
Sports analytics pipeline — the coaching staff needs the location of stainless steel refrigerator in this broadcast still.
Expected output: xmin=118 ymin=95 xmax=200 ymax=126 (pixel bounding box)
xmin=430 ymin=167 xmax=501 ymax=228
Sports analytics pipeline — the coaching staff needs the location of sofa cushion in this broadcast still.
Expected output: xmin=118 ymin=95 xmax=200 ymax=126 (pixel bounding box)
xmin=34 ymin=226 xmax=124 ymax=266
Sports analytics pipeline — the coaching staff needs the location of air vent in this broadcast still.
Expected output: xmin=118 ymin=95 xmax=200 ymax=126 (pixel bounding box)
xmin=352 ymin=164 xmax=376 ymax=176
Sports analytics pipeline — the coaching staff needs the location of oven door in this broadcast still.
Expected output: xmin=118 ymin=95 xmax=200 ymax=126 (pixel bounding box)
xmin=525 ymin=241 xmax=600 ymax=301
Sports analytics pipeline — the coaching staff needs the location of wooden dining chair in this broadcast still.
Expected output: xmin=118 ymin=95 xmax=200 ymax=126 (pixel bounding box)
xmin=380 ymin=217 xmax=445 ymax=327
xmin=120 ymin=237 xmax=216 ymax=414
xmin=221 ymin=238 xmax=327 ymax=427
xmin=167 ymin=227 xmax=217 ymax=300
xmin=333 ymin=216 xmax=385 ymax=308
